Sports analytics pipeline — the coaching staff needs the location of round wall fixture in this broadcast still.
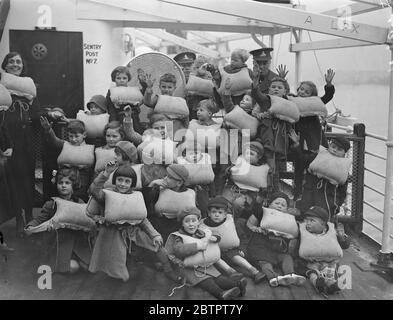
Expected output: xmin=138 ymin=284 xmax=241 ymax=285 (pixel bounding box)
xmin=32 ymin=43 xmax=48 ymax=60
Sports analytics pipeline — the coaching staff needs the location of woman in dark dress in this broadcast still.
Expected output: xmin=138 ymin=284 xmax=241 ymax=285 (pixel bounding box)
xmin=0 ymin=52 xmax=38 ymax=234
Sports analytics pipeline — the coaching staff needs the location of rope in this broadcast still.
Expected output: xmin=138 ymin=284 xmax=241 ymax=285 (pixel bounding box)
xmin=168 ymin=279 xmax=188 ymax=297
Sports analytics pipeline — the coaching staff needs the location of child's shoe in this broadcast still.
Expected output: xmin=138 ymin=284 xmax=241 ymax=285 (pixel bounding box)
xmin=277 ymin=274 xmax=294 ymax=286
xmin=237 ymin=277 xmax=248 ymax=296
xmin=229 ymin=272 xmax=244 ymax=281
xmin=220 ymin=287 xmax=241 ymax=300
xmin=290 ymin=273 xmax=306 ymax=286
xmin=326 ymin=281 xmax=341 ymax=295
xmin=253 ymin=271 xmax=266 ymax=284
xmin=269 ymin=277 xmax=280 ymax=287
xmin=315 ymin=276 xmax=327 ymax=293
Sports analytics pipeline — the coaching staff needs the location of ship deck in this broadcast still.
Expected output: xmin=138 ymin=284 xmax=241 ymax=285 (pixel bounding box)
xmin=0 ymin=210 xmax=392 ymax=300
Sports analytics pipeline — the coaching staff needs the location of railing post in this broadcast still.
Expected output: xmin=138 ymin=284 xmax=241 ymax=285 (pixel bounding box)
xmin=352 ymin=123 xmax=365 ymax=234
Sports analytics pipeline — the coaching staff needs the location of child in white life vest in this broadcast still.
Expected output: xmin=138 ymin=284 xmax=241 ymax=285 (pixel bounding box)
xmin=246 ymin=192 xmax=306 ymax=287
xmin=40 ymin=117 xmax=94 ymax=202
xmin=83 ymin=95 xmax=109 ymax=147
xmin=177 ymin=140 xmax=215 ymax=217
xmin=88 ymin=162 xmax=182 ymax=283
xmin=149 ymin=164 xmax=197 ymax=241
xmin=25 ymin=168 xmax=92 ymax=274
xmin=298 ymin=206 xmax=350 ymax=295
xmin=165 ymin=207 xmax=246 ymax=300
xmin=143 ymin=73 xmax=189 ymax=138
xmin=201 ymin=197 xmax=265 ymax=284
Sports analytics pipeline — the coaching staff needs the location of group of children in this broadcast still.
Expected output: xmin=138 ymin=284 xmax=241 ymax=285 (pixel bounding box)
xmin=20 ymin=47 xmax=353 ymax=299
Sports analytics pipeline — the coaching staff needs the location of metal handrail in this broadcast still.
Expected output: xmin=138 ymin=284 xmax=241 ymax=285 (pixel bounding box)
xmin=365 ymin=151 xmax=387 ymax=161
xmin=364 ymin=167 xmax=386 ymax=179
xmin=363 ymin=218 xmax=393 ymax=240
xmin=364 ymin=184 xmax=385 ymax=197
xmin=363 ymin=200 xmax=384 ymax=215
xmin=365 ymin=132 xmax=387 ymax=142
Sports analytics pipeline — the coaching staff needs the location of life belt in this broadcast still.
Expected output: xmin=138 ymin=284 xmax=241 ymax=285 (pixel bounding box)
xmin=230 ymin=156 xmax=269 ymax=192
xmin=269 ymin=95 xmax=300 ymax=123
xmin=109 ymin=86 xmax=143 ymax=106
xmin=139 ymin=137 xmax=176 ymax=165
xmin=155 ymin=95 xmax=189 ymax=117
xmin=103 ymin=190 xmax=147 ymax=225
xmin=218 ymin=66 xmax=252 ymax=96
xmin=260 ymin=207 xmax=299 ymax=239
xmin=94 ymin=147 xmax=116 ymax=173
xmin=200 ymin=215 xmax=240 ymax=251
xmin=0 ymin=72 xmax=37 ymax=101
xmin=308 ymin=147 xmax=352 ymax=185
xmin=0 ymin=83 xmax=12 ymax=111
xmin=185 ymin=75 xmax=214 ymax=97
xmin=172 ymin=229 xmax=221 ymax=267
xmin=52 ymin=197 xmax=96 ymax=231
xmin=57 ymin=141 xmax=95 ymax=167
xmin=177 ymin=154 xmax=215 ymax=186
xmin=287 ymin=96 xmax=327 ymax=117
xmin=76 ymin=111 xmax=109 ymax=138
xmin=224 ymin=105 xmax=259 ymax=138
xmin=185 ymin=120 xmax=221 ymax=150
xmin=103 ymin=164 xmax=144 ymax=190
xmin=155 ymin=188 xmax=196 ymax=219
xmin=299 ymin=222 xmax=343 ymax=262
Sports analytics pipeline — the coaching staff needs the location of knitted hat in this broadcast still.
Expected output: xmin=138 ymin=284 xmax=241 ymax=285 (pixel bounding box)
xmin=115 ymin=141 xmax=138 ymax=163
xmin=269 ymin=191 xmax=290 ymax=207
xmin=112 ymin=164 xmax=137 ymax=188
xmin=177 ymin=206 xmax=201 ymax=222
xmin=208 ymin=196 xmax=230 ymax=210
xmin=304 ymin=206 xmax=329 ymax=224
xmin=167 ymin=164 xmax=189 ymax=182
xmin=87 ymin=95 xmax=108 ymax=113
xmin=245 ymin=141 xmax=264 ymax=157
xmin=198 ymin=99 xmax=218 ymax=114
xmin=330 ymin=137 xmax=350 ymax=153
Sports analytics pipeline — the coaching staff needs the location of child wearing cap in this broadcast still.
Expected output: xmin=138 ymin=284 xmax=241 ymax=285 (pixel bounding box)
xmin=87 ymin=95 xmax=108 ymax=116
xmin=298 ymin=206 xmax=350 ymax=294
xmin=40 ymin=117 xmax=95 ymax=202
xmin=165 ymin=206 xmax=246 ymax=300
xmin=201 ymin=196 xmax=265 ymax=284
xmin=246 ymin=192 xmax=306 ymax=287
xmin=289 ymin=132 xmax=351 ymax=221
xmin=149 ymin=164 xmax=197 ymax=241
xmin=88 ymin=162 xmax=182 ymax=283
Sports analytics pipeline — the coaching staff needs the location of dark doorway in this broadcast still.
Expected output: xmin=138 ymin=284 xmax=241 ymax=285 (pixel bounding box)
xmin=10 ymin=29 xmax=84 ymax=117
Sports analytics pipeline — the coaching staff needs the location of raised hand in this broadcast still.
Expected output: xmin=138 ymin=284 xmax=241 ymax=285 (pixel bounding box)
xmin=288 ymin=128 xmax=300 ymax=145
xmin=153 ymin=235 xmax=164 ymax=247
xmin=325 ymin=68 xmax=335 ymax=85
xmin=137 ymin=68 xmax=147 ymax=83
xmin=105 ymin=160 xmax=118 ymax=175
xmin=145 ymin=73 xmax=156 ymax=89
xmin=276 ymin=64 xmax=289 ymax=79
xmin=222 ymin=78 xmax=232 ymax=95
xmin=2 ymin=148 xmax=12 ymax=158
xmin=40 ymin=116 xmax=51 ymax=131
xmin=252 ymin=61 xmax=260 ymax=85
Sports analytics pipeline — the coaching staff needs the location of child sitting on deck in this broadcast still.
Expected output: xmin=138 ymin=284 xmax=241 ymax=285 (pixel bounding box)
xmin=88 ymin=162 xmax=182 ymax=283
xmin=165 ymin=206 xmax=245 ymax=300
xmin=246 ymin=192 xmax=306 ymax=287
xmin=298 ymin=206 xmax=350 ymax=295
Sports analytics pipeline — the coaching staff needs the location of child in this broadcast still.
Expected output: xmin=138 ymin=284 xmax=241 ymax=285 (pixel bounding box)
xmin=89 ymin=162 xmax=182 ymax=283
xmin=106 ymin=66 xmax=146 ymax=130
xmin=290 ymin=132 xmax=351 ymax=221
xmin=149 ymin=164 xmax=197 ymax=241
xmin=87 ymin=95 xmax=108 ymax=116
xmin=25 ymin=168 xmax=91 ymax=273
xmin=298 ymin=206 xmax=350 ymax=294
xmin=40 ymin=117 xmax=95 ymax=202
xmin=165 ymin=206 xmax=245 ymax=300
xmin=201 ymin=197 xmax=265 ymax=283
xmin=246 ymin=192 xmax=306 ymax=287
xmin=143 ymin=73 xmax=189 ymax=139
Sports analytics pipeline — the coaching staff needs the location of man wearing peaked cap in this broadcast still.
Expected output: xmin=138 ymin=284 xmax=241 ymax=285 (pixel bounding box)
xmin=173 ymin=51 xmax=196 ymax=82
xmin=249 ymin=47 xmax=278 ymax=94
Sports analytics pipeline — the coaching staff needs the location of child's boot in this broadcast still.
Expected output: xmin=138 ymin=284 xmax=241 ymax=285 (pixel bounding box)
xmin=253 ymin=271 xmax=266 ymax=284
xmin=220 ymin=287 xmax=241 ymax=300
xmin=237 ymin=277 xmax=248 ymax=296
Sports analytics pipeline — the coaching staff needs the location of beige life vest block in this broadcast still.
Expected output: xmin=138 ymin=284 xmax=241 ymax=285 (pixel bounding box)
xmin=103 ymin=164 xmax=143 ymax=190
xmin=155 ymin=95 xmax=189 ymax=117
xmin=287 ymin=96 xmax=327 ymax=117
xmin=0 ymin=72 xmax=37 ymax=101
xmin=260 ymin=207 xmax=299 ymax=239
xmin=103 ymin=190 xmax=147 ymax=225
xmin=230 ymin=156 xmax=269 ymax=192
xmin=0 ymin=83 xmax=12 ymax=111
xmin=177 ymin=154 xmax=215 ymax=186
xmin=269 ymin=95 xmax=300 ymax=123
xmin=94 ymin=147 xmax=116 ymax=173
xmin=57 ymin=141 xmax=95 ymax=167
xmin=224 ymin=105 xmax=259 ymax=138
xmin=109 ymin=86 xmax=143 ymax=105
xmin=299 ymin=222 xmax=343 ymax=262
xmin=308 ymin=147 xmax=352 ymax=185
xmin=139 ymin=137 xmax=176 ymax=165
xmin=185 ymin=75 xmax=214 ymax=97
xmin=76 ymin=111 xmax=109 ymax=138
xmin=155 ymin=188 xmax=196 ymax=219
xmin=172 ymin=230 xmax=221 ymax=267
xmin=200 ymin=215 xmax=240 ymax=251
xmin=218 ymin=66 xmax=252 ymax=96
xmin=185 ymin=120 xmax=221 ymax=150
